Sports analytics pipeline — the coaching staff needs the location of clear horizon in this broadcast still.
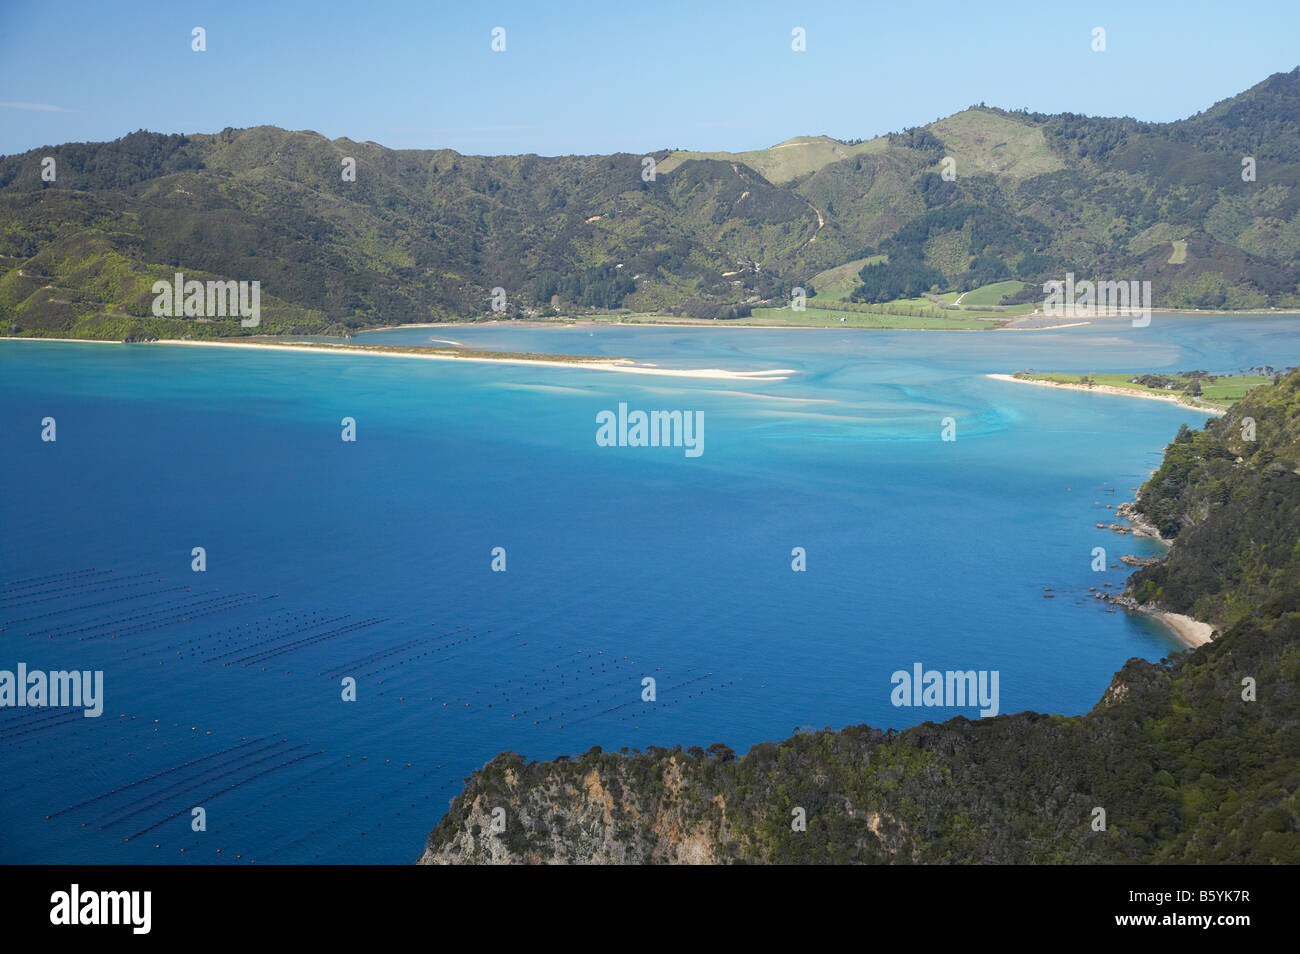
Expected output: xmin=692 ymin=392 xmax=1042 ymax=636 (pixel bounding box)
xmin=2 ymin=0 xmax=1298 ymax=158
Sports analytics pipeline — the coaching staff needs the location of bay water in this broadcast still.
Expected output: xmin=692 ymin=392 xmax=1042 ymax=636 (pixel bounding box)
xmin=1 ymin=315 xmax=1295 ymax=863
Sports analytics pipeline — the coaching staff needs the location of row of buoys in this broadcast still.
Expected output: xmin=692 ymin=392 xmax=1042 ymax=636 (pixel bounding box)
xmin=1 ymin=567 xmax=106 ymax=591
xmin=7 ymin=717 xmax=269 ymax=807
xmin=504 ymin=665 xmax=640 ymax=718
xmin=8 ymin=582 xmax=184 ymax=629
xmin=90 ymin=593 xmax=260 ymax=643
xmin=165 ymin=606 xmax=318 ymax=657
xmin=0 ymin=569 xmax=114 ymax=610
xmin=535 ymin=686 xmax=703 ymax=727
xmin=495 ymin=652 xmax=628 ymax=691
xmin=36 ymin=586 xmax=196 ymax=637
xmin=48 ymin=737 xmax=273 ymax=818
xmin=487 ymin=647 xmax=624 ymax=699
xmin=99 ymin=741 xmax=307 ymax=832
xmin=0 ymin=699 xmax=84 ymax=726
xmin=5 ymin=711 xmax=160 ymax=778
xmin=234 ymin=617 xmax=388 ymax=668
xmin=30 ymin=587 xmax=188 ymax=639
xmin=203 ymin=748 xmax=384 ymax=859
xmin=361 ymin=643 xmax=646 ymax=714
xmin=317 ymin=638 xmax=427 ymax=679
xmin=356 ymin=628 xmax=493 ymax=679
xmin=267 ymin=758 xmax=462 ymax=861
xmin=342 ymin=623 xmax=509 ymax=684
xmin=201 ymin=614 xmax=352 ymax=664
xmin=1 ymin=706 xmax=141 ymax=794
xmin=488 ymin=652 xmax=649 ymax=713
xmin=125 ymin=748 xmax=324 ymax=842
xmin=0 ymin=570 xmax=156 ymax=611
xmin=44 ymin=590 xmax=254 ymax=641
xmin=169 ymin=754 xmax=374 ymax=858
xmin=562 ymin=672 xmax=724 ymax=729
xmin=0 ymin=706 xmax=81 ymax=743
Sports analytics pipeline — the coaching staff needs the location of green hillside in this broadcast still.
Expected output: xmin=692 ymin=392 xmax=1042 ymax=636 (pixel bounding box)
xmin=4 ymin=69 xmax=1300 ymax=339
xmin=655 ymin=135 xmax=888 ymax=184
xmin=810 ymin=254 xmax=885 ymax=300
xmin=927 ymin=109 xmax=1064 ymax=180
xmin=1128 ymin=369 xmax=1300 ymax=625
xmin=950 ymin=279 xmax=1028 ymax=306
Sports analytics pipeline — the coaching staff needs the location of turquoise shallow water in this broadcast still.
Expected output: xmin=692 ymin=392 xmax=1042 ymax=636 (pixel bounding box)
xmin=1 ymin=315 xmax=1296 ymax=863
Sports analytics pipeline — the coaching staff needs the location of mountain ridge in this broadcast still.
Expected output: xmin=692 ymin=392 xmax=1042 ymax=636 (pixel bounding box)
xmin=3 ymin=68 xmax=1300 ymax=338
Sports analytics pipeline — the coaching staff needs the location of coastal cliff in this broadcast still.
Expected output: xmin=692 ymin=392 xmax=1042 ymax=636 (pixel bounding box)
xmin=419 ymin=370 xmax=1300 ymax=865
xmin=416 ymin=747 xmax=744 ymax=864
xmin=1125 ymin=370 xmax=1300 ymax=627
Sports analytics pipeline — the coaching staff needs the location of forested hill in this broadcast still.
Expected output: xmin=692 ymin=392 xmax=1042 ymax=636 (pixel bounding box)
xmin=4 ymin=69 xmax=1300 ymax=339
xmin=1127 ymin=370 xmax=1300 ymax=626
xmin=418 ymin=371 xmax=1300 ymax=864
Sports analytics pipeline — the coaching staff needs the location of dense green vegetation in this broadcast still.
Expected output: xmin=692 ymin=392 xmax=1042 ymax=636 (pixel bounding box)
xmin=851 ymin=253 xmax=946 ymax=302
xmin=809 ymin=255 xmax=886 ymax=301
xmin=1128 ymin=369 xmax=1300 ymax=627
xmin=6 ymin=69 xmax=1300 ymax=340
xmin=424 ymin=370 xmax=1300 ymax=864
xmin=848 ymin=200 xmax=1053 ymax=303
xmin=530 ymin=264 xmax=636 ymax=310
xmin=1011 ymin=370 xmax=1277 ymax=409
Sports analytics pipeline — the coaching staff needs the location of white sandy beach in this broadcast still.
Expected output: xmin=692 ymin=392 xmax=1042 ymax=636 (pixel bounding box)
xmin=148 ymin=338 xmax=798 ymax=382
xmin=1101 ymin=593 xmax=1217 ymax=648
xmin=986 ymin=373 xmax=1226 ymax=415
xmin=998 ymin=320 xmax=1093 ymax=331
xmin=1156 ymin=611 xmax=1216 ymax=648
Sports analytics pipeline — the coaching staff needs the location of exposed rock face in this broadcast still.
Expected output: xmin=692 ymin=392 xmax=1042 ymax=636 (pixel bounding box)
xmin=1115 ymin=501 xmax=1170 ymax=543
xmin=417 ymin=753 xmax=737 ymax=864
xmin=416 ymin=740 xmax=921 ymax=865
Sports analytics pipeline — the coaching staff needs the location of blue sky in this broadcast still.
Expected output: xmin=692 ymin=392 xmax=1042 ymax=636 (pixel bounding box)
xmin=1 ymin=0 xmax=1297 ymax=157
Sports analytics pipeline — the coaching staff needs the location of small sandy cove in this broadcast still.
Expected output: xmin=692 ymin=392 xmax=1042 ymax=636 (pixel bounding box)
xmin=1155 ymin=611 xmax=1216 ymax=648
xmin=986 ymin=373 xmax=1225 ymax=416
xmin=149 ymin=339 xmax=797 ymax=382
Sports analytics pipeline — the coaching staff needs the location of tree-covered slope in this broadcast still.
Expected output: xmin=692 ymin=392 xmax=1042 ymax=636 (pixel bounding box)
xmin=418 ymin=371 xmax=1300 ymax=865
xmin=3 ymin=70 xmax=1300 ymax=339
xmin=0 ymin=129 xmax=820 ymax=336
xmin=1127 ymin=370 xmax=1300 ymax=627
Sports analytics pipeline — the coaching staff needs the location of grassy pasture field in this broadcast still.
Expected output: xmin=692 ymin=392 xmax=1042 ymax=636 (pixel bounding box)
xmin=954 ymin=280 xmax=1029 ymax=306
xmin=655 ymin=135 xmax=887 ymax=184
xmin=548 ymin=308 xmax=996 ymax=330
xmin=1016 ymin=371 xmax=1273 ymax=408
xmin=809 ymin=255 xmax=887 ymax=301
xmin=746 ymin=307 xmax=994 ymax=330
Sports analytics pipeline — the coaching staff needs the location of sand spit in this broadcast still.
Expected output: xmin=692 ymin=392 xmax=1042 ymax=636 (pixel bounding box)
xmin=148 ymin=338 xmax=797 ymax=381
xmin=986 ymin=373 xmax=1226 ymax=416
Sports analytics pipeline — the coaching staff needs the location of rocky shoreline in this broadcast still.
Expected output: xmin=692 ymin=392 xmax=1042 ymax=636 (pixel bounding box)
xmin=1089 ymin=497 xmax=1214 ymax=647
xmin=1115 ymin=500 xmax=1173 ymax=545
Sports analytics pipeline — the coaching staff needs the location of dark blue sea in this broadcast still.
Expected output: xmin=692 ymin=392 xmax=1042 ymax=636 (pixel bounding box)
xmin=2 ymin=315 xmax=1297 ymax=862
